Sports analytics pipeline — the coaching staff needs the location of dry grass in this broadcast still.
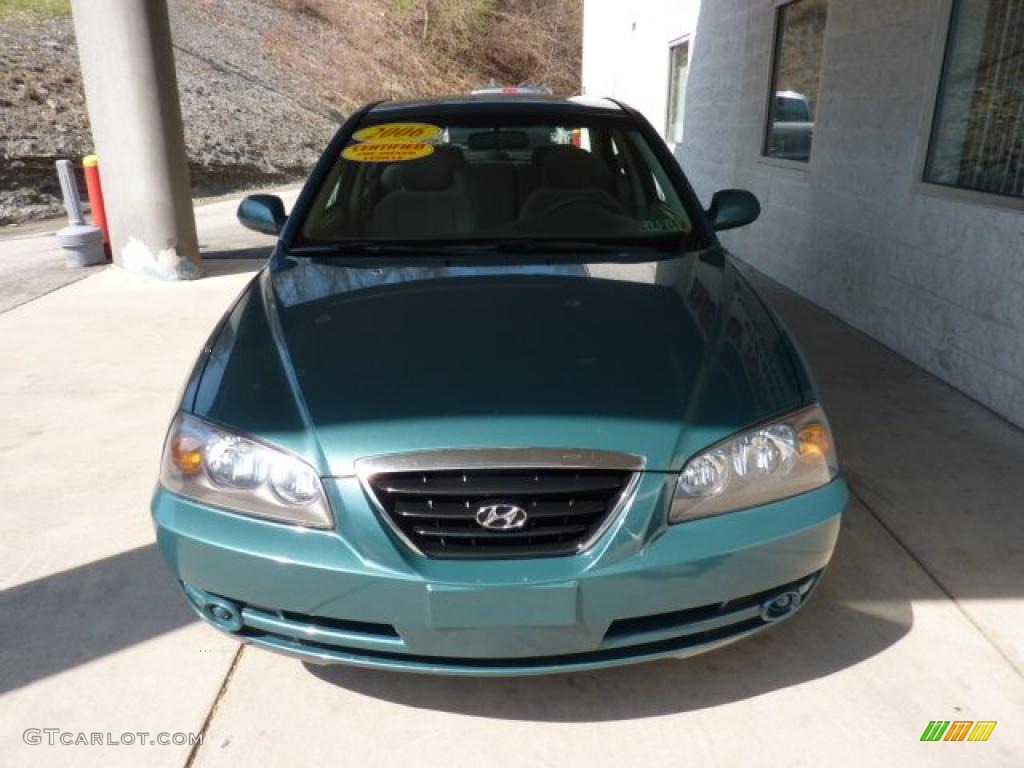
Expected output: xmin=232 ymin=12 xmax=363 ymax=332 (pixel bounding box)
xmin=265 ymin=0 xmax=582 ymax=107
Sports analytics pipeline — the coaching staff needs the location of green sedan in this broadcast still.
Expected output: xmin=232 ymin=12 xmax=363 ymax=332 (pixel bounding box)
xmin=151 ymin=94 xmax=846 ymax=675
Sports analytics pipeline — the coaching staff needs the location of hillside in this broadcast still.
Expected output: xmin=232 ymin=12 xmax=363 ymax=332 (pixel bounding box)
xmin=0 ymin=0 xmax=582 ymax=225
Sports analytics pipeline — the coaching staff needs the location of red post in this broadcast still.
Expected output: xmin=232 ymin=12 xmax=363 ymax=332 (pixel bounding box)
xmin=82 ymin=154 xmax=111 ymax=259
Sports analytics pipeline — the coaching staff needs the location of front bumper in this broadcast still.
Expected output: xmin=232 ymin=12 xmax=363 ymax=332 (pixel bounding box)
xmin=152 ymin=474 xmax=846 ymax=675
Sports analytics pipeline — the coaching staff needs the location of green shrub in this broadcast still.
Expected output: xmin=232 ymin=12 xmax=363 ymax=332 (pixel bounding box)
xmin=0 ymin=0 xmax=71 ymax=19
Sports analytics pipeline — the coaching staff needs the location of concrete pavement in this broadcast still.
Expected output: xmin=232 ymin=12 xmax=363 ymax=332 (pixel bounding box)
xmin=1 ymin=195 xmax=1022 ymax=766
xmin=0 ymin=225 xmax=104 ymax=315
xmin=0 ymin=187 xmax=300 ymax=313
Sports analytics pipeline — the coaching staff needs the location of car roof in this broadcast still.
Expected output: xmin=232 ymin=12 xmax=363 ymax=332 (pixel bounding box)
xmin=366 ymin=94 xmax=626 ymax=120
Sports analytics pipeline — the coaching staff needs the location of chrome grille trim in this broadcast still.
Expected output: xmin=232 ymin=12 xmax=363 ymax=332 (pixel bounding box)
xmin=355 ymin=448 xmax=646 ymax=476
xmin=355 ymin=449 xmax=645 ymax=559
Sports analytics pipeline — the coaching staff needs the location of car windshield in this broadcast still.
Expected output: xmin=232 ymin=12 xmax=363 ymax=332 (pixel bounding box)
xmin=296 ymin=110 xmax=697 ymax=255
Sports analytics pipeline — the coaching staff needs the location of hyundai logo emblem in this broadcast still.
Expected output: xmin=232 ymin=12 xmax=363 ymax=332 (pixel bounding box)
xmin=475 ymin=502 xmax=528 ymax=530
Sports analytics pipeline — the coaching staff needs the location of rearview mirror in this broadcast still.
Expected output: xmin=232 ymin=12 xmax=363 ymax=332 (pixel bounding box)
xmin=707 ymin=189 xmax=760 ymax=232
xmin=237 ymin=194 xmax=287 ymax=236
xmin=468 ymin=130 xmax=530 ymax=150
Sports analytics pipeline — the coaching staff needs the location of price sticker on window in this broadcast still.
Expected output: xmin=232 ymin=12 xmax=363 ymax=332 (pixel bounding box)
xmin=341 ymin=142 xmax=435 ymax=163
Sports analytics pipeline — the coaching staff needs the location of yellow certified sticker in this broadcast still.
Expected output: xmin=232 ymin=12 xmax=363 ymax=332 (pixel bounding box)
xmin=352 ymin=122 xmax=443 ymax=144
xmin=341 ymin=142 xmax=435 ymax=163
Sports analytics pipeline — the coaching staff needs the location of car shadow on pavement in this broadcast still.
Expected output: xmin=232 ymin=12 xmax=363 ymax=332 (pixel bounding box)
xmin=305 ymin=502 xmax=915 ymax=720
xmin=0 ymin=543 xmax=195 ymax=695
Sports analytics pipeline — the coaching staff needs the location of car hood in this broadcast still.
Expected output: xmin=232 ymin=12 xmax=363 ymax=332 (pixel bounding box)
xmin=190 ymin=252 xmax=807 ymax=475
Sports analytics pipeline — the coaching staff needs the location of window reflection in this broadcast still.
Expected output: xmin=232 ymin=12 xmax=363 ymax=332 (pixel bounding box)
xmin=925 ymin=0 xmax=1024 ymax=199
xmin=666 ymin=41 xmax=690 ymax=145
xmin=764 ymin=0 xmax=829 ymax=162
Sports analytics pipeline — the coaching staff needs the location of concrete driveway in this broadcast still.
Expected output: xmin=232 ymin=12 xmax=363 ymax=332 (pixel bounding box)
xmin=2 ymin=192 xmax=1022 ymax=767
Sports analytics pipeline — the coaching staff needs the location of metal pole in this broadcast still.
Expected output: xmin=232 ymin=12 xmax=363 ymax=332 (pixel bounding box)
xmin=55 ymin=159 xmax=85 ymax=226
xmin=70 ymin=0 xmax=200 ymax=279
xmin=55 ymin=159 xmax=105 ymax=268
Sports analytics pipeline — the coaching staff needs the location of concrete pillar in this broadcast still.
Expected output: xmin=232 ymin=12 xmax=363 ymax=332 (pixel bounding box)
xmin=70 ymin=0 xmax=199 ymax=280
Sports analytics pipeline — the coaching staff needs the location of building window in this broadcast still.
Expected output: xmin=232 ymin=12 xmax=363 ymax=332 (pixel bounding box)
xmin=763 ymin=0 xmax=829 ymax=162
xmin=666 ymin=40 xmax=690 ymax=145
xmin=925 ymin=0 xmax=1024 ymax=199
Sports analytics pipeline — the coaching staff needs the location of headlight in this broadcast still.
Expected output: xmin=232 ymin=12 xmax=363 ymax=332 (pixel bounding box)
xmin=670 ymin=404 xmax=838 ymax=522
xmin=159 ymin=412 xmax=333 ymax=528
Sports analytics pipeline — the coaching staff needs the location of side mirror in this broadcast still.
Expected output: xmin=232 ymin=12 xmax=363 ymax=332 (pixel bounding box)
xmin=237 ymin=194 xmax=286 ymax=236
xmin=707 ymin=189 xmax=760 ymax=232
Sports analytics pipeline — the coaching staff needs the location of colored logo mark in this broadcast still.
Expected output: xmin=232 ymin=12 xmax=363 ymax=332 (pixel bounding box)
xmin=920 ymin=720 xmax=997 ymax=742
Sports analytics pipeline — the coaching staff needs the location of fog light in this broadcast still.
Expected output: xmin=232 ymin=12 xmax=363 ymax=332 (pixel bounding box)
xmin=211 ymin=605 xmax=233 ymax=622
xmin=760 ymin=590 xmax=802 ymax=622
xmin=182 ymin=583 xmax=244 ymax=632
xmin=203 ymin=597 xmax=243 ymax=632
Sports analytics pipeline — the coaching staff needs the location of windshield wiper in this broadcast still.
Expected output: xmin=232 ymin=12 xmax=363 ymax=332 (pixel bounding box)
xmin=293 ymin=238 xmax=668 ymax=255
xmin=291 ymin=238 xmax=677 ymax=266
xmin=291 ymin=242 xmax=444 ymax=257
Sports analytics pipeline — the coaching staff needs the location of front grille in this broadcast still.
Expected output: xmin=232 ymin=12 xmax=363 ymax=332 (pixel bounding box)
xmin=275 ymin=610 xmax=399 ymax=638
xmin=366 ymin=468 xmax=635 ymax=559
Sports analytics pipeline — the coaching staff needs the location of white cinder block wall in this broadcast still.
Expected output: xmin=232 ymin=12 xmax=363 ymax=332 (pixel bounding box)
xmin=582 ymin=0 xmax=1024 ymax=428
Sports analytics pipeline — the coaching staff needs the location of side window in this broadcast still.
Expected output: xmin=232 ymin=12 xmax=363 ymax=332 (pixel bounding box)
xmin=613 ymin=129 xmax=688 ymax=230
xmin=302 ymin=161 xmax=349 ymax=239
xmin=763 ymin=0 xmax=829 ymax=162
xmin=652 ymin=175 xmax=668 ymax=203
xmin=666 ymin=40 xmax=690 ymax=145
xmin=641 ymin=146 xmax=691 ymax=232
xmin=606 ymin=134 xmax=633 ymax=205
xmin=924 ymin=0 xmax=1024 ymax=199
xmin=325 ymin=180 xmax=341 ymax=209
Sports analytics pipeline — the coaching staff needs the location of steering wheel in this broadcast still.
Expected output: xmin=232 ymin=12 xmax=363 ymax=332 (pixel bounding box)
xmin=542 ymin=193 xmax=624 ymax=218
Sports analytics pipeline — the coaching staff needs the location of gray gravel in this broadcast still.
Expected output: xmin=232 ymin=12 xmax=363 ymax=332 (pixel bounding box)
xmin=1 ymin=0 xmax=341 ymax=226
